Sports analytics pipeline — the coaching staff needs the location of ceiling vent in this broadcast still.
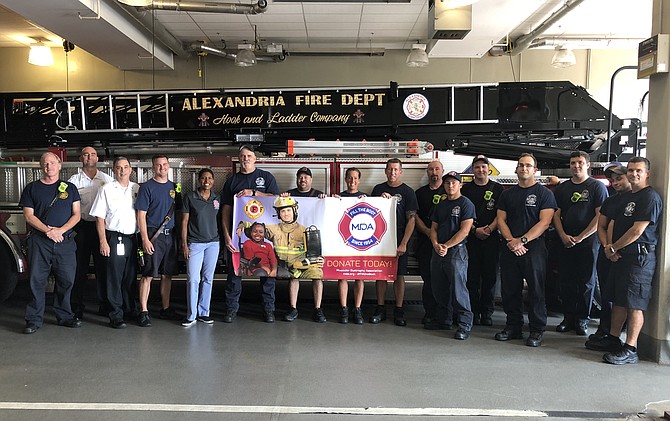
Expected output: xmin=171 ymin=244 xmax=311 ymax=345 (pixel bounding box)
xmin=428 ymin=0 xmax=472 ymax=40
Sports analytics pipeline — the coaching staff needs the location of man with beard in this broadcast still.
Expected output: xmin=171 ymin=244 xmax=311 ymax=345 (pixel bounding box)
xmin=414 ymin=160 xmax=446 ymax=327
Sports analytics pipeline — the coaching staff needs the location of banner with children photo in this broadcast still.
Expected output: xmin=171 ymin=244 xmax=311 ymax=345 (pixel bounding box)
xmin=231 ymin=195 xmax=398 ymax=281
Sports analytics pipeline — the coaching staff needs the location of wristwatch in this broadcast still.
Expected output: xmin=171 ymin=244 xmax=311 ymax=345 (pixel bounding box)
xmin=521 ymin=236 xmax=528 ymax=244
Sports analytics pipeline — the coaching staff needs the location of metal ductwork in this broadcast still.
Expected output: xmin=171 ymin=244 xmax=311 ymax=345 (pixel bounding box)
xmin=509 ymin=0 xmax=586 ymax=55
xmin=191 ymin=43 xmax=284 ymax=63
xmin=139 ymin=0 xmax=268 ymax=14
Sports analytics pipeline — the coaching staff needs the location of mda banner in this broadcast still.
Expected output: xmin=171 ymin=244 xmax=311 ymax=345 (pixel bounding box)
xmin=231 ymin=196 xmax=397 ymax=280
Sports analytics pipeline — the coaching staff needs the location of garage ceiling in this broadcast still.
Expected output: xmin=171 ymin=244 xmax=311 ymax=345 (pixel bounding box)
xmin=0 ymin=0 xmax=653 ymax=70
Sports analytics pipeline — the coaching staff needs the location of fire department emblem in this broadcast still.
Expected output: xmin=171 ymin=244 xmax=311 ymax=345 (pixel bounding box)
xmin=244 ymin=199 xmax=265 ymax=220
xmin=338 ymin=202 xmax=388 ymax=251
xmin=353 ymin=109 xmax=365 ymax=124
xmin=451 ymin=206 xmax=461 ymax=217
xmin=486 ymin=199 xmax=495 ymax=211
xmin=525 ymin=194 xmax=537 ymax=207
xmin=198 ymin=112 xmax=210 ymax=127
xmin=624 ymin=201 xmax=635 ymax=217
xmin=255 ymin=177 xmax=266 ymax=189
xmin=403 ymin=93 xmax=429 ymax=120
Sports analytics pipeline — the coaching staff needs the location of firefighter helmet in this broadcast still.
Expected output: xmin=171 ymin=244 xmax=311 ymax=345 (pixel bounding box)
xmin=273 ymin=196 xmax=299 ymax=223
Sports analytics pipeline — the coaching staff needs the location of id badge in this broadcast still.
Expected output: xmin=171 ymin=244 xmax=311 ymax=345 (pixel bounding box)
xmin=116 ymin=242 xmax=125 ymax=256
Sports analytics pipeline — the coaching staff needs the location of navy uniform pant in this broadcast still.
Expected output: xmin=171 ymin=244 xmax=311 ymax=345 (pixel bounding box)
xmin=72 ymin=220 xmax=106 ymax=313
xmin=557 ymin=235 xmax=598 ymax=324
xmin=25 ymin=234 xmax=76 ymax=327
xmin=499 ymin=239 xmax=548 ymax=333
xmin=105 ymin=231 xmax=138 ymax=323
xmin=225 ymin=251 xmax=275 ymax=312
xmin=430 ymin=245 xmax=473 ymax=331
xmin=595 ymin=247 xmax=613 ymax=333
xmin=466 ymin=234 xmax=499 ymax=318
xmin=416 ymin=238 xmax=438 ymax=319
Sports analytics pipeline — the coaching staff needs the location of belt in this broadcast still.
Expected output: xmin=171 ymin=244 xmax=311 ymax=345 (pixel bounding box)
xmin=151 ymin=227 xmax=171 ymax=236
xmin=107 ymin=230 xmax=135 ymax=238
xmin=619 ymin=243 xmax=655 ymax=255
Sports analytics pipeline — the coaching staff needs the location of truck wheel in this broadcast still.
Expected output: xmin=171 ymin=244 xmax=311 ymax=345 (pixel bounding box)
xmin=0 ymin=243 xmax=19 ymax=303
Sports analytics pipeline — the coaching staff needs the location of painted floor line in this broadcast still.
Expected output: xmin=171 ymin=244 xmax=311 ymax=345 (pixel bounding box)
xmin=0 ymin=402 xmax=548 ymax=417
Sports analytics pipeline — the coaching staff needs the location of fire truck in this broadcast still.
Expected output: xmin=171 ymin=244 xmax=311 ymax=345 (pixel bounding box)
xmin=0 ymin=81 xmax=636 ymax=302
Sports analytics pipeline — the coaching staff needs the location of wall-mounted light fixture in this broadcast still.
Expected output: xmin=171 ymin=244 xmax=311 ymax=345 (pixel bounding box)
xmin=28 ymin=41 xmax=54 ymax=66
xmin=551 ymin=47 xmax=576 ymax=68
xmin=406 ymin=43 xmax=429 ymax=67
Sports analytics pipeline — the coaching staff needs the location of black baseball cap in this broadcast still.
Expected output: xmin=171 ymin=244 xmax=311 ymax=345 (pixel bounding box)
xmin=443 ymin=171 xmax=462 ymax=183
xmin=472 ymin=155 xmax=490 ymax=166
xmin=297 ymin=167 xmax=312 ymax=177
xmin=239 ymin=143 xmax=254 ymax=152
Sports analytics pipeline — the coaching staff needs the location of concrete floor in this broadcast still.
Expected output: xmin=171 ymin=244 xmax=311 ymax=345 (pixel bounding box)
xmin=1 ymin=278 xmax=669 ymax=421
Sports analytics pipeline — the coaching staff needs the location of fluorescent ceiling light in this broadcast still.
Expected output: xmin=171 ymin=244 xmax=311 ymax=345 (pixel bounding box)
xmin=406 ymin=43 xmax=429 ymax=67
xmin=28 ymin=43 xmax=54 ymax=66
xmin=117 ymin=0 xmax=153 ymax=6
xmin=551 ymin=47 xmax=576 ymax=68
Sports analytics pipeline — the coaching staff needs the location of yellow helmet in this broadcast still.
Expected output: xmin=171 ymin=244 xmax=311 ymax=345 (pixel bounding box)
xmin=273 ymin=196 xmax=298 ymax=210
xmin=273 ymin=196 xmax=299 ymax=222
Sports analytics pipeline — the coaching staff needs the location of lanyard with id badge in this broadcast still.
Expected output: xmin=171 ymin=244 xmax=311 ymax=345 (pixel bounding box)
xmin=116 ymin=236 xmax=126 ymax=256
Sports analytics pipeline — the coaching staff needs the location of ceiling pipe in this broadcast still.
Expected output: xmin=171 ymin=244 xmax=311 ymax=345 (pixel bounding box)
xmin=141 ymin=0 xmax=268 ymax=14
xmin=508 ymin=0 xmax=586 ymax=55
xmin=116 ymin=5 xmax=190 ymax=57
xmin=191 ymin=43 xmax=283 ymax=63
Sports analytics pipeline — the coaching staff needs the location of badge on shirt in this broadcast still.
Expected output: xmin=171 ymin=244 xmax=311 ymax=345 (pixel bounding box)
xmin=624 ymin=202 xmax=636 ymax=217
xmin=451 ymin=206 xmax=461 ymax=217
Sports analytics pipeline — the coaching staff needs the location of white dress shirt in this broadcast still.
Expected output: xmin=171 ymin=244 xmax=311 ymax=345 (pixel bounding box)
xmin=68 ymin=169 xmax=114 ymax=221
xmin=90 ymin=180 xmax=140 ymax=235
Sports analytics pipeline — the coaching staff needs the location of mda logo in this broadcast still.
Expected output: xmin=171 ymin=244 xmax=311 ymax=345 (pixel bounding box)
xmin=338 ymin=202 xmax=388 ymax=251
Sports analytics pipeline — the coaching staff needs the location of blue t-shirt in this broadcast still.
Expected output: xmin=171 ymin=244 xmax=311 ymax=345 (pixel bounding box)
xmin=498 ymin=183 xmax=557 ymax=238
xmin=135 ymin=179 xmax=181 ymax=229
xmin=600 ymin=191 xmax=628 ymax=220
xmin=371 ymin=182 xmax=418 ymax=239
xmin=554 ymin=177 xmax=608 ymax=235
xmin=222 ymin=168 xmax=279 ymax=206
xmin=611 ymin=186 xmax=662 ymax=245
xmin=183 ymin=190 xmax=221 ymax=243
xmin=431 ymin=195 xmax=476 ymax=244
xmin=461 ymin=180 xmax=504 ymax=228
xmin=19 ymin=179 xmax=81 ymax=235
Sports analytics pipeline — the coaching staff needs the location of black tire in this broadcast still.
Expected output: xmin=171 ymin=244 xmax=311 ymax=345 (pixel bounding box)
xmin=0 ymin=243 xmax=19 ymax=303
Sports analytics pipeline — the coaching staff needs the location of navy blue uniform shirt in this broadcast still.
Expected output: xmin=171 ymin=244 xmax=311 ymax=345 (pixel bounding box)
xmin=431 ymin=195 xmax=476 ymax=244
xmin=611 ymin=186 xmax=662 ymax=246
xmin=20 ymin=179 xmax=81 ymax=235
xmin=135 ymin=179 xmax=182 ymax=229
xmin=461 ymin=180 xmax=504 ymax=228
xmin=554 ymin=177 xmax=608 ymax=236
xmin=222 ymin=168 xmax=279 ymax=206
xmin=498 ymin=183 xmax=557 ymax=238
xmin=371 ymin=182 xmax=418 ymax=240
